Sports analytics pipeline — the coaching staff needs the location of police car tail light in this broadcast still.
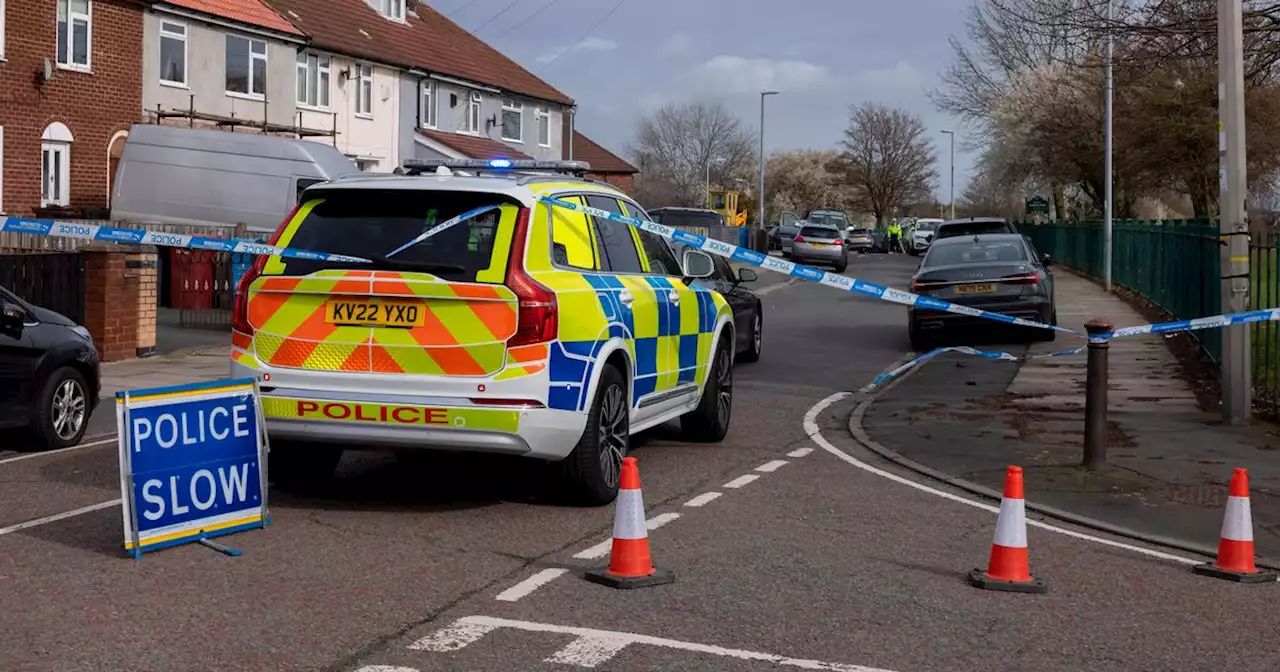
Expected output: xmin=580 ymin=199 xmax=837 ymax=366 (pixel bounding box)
xmin=505 ymin=207 xmax=558 ymax=346
xmin=232 ymin=203 xmax=299 ymax=335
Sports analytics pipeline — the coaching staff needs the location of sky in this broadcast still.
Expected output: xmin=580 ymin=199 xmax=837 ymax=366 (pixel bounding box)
xmin=422 ymin=0 xmax=977 ymax=201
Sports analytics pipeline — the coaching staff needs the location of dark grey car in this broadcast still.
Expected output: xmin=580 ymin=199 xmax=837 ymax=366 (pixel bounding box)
xmin=906 ymin=233 xmax=1055 ymax=351
xmin=934 ymin=217 xmax=1018 ymax=241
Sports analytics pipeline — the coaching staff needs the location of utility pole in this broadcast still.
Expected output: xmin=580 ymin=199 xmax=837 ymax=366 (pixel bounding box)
xmin=941 ymin=129 xmax=955 ymax=220
xmin=759 ymin=90 xmax=778 ymax=234
xmin=1103 ymin=0 xmax=1114 ymax=292
xmin=1220 ymin=0 xmax=1252 ymax=424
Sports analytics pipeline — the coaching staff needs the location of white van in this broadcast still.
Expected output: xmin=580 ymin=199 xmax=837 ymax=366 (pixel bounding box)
xmin=110 ymin=124 xmax=359 ymax=235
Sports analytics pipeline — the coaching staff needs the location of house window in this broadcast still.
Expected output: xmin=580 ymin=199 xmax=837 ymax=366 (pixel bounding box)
xmin=501 ymin=99 xmax=523 ymax=143
xmin=463 ymin=91 xmax=481 ymax=135
xmin=420 ymin=80 xmax=437 ymax=128
xmin=383 ymin=0 xmax=404 ymax=20
xmin=226 ymin=35 xmax=267 ymax=97
xmin=56 ymin=0 xmax=92 ymax=70
xmin=295 ymin=51 xmax=330 ymax=108
xmin=159 ymin=21 xmax=187 ymax=86
xmin=41 ymin=123 xmax=74 ymax=208
xmin=355 ymin=63 xmax=373 ymax=116
xmin=536 ymin=105 xmax=551 ymax=147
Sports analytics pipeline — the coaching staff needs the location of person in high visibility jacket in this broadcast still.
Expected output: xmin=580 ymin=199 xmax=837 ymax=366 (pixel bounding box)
xmin=887 ymin=221 xmax=903 ymax=254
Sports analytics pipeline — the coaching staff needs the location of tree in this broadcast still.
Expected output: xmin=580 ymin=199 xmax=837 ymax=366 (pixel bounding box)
xmin=628 ymin=101 xmax=757 ymax=207
xmin=834 ymin=103 xmax=939 ymax=225
xmin=761 ymin=150 xmax=850 ymax=220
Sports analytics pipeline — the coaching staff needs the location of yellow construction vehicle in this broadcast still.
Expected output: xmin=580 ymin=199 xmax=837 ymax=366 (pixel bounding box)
xmin=708 ymin=189 xmax=746 ymax=226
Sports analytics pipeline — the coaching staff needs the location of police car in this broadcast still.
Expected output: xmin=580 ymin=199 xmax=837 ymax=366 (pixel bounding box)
xmin=229 ymin=159 xmax=736 ymax=505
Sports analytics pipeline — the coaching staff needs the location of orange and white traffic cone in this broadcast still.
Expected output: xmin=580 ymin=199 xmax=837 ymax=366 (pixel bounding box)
xmin=584 ymin=457 xmax=675 ymax=589
xmin=968 ymin=465 xmax=1047 ymax=593
xmin=1193 ymin=468 xmax=1278 ymax=583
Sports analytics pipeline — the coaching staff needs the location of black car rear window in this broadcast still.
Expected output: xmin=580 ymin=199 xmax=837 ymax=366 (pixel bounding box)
xmin=652 ymin=211 xmax=725 ymax=228
xmin=925 ymin=240 xmax=1027 ymax=266
xmin=277 ymin=189 xmax=515 ymax=281
xmin=936 ymin=221 xmax=1014 ymax=238
xmin=800 ymin=226 xmax=841 ymax=239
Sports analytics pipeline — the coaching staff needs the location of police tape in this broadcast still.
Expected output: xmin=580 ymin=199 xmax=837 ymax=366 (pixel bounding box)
xmin=860 ymin=344 xmax=1086 ymax=392
xmin=1103 ymin=307 xmax=1280 ymax=341
xmin=0 ymin=216 xmax=371 ymax=264
xmin=536 ymin=196 xmax=1078 ymax=336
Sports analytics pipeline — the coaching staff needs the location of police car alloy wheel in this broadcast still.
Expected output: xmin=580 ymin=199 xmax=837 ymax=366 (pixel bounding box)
xmin=35 ymin=367 xmax=88 ymax=448
xmin=562 ymin=364 xmax=629 ymax=506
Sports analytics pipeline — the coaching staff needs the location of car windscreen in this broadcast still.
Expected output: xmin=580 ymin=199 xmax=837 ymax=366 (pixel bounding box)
xmin=806 ymin=213 xmax=847 ymax=228
xmin=937 ymin=221 xmax=1012 ymax=238
xmin=800 ymin=226 xmax=841 ymax=239
xmin=276 ymin=189 xmax=514 ymax=282
xmin=925 ymin=240 xmax=1028 ymax=267
xmin=915 ymin=222 xmax=939 ymax=230
xmin=653 ymin=211 xmax=726 ymax=228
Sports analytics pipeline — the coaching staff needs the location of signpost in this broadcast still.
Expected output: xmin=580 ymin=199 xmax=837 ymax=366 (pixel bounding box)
xmin=116 ymin=378 xmax=269 ymax=558
xmin=1025 ymin=196 xmax=1050 ymax=215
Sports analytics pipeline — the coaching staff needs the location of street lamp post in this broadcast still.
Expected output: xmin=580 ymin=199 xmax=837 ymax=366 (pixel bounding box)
xmin=759 ymin=90 xmax=779 ymax=238
xmin=940 ymin=130 xmax=955 ymax=220
xmin=1104 ymin=0 xmax=1114 ymax=292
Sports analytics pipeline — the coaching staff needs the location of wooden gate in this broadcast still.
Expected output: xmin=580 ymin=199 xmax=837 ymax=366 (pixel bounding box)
xmin=0 ymin=253 xmax=86 ymax=323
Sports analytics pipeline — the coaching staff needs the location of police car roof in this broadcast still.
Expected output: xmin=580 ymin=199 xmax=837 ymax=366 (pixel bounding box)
xmin=310 ymin=171 xmax=626 ymax=200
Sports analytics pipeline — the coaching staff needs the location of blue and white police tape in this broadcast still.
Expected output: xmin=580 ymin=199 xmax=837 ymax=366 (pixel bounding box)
xmin=860 ymin=344 xmax=1086 ymax=392
xmin=1104 ymin=307 xmax=1280 ymax=341
xmin=0 ymin=216 xmax=370 ymax=264
xmin=384 ymin=204 xmax=503 ymax=258
xmin=536 ymin=196 xmax=1077 ymax=336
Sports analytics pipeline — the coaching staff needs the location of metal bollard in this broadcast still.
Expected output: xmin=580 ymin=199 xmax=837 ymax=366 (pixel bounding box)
xmin=1083 ymin=318 xmax=1113 ymax=471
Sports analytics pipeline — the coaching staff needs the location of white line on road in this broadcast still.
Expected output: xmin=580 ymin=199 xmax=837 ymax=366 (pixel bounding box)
xmin=645 ymin=512 xmax=680 ymax=531
xmin=409 ymin=615 xmax=899 ymax=671
xmin=0 ymin=435 xmax=116 ymax=466
xmin=722 ymin=474 xmax=759 ymax=489
xmin=683 ymin=491 xmax=722 ymax=507
xmin=756 ymin=459 xmax=788 ymax=473
xmin=494 ymin=568 xmax=570 ymax=602
xmin=802 ymin=392 xmax=1202 ymax=566
xmin=573 ymin=512 xmax=681 ymax=561
xmin=787 ymin=447 xmax=814 ymax=458
xmin=0 ymin=499 xmax=121 ymax=537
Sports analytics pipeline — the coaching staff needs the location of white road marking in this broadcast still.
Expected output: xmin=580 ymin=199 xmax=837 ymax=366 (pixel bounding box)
xmin=494 ymin=568 xmax=570 ymax=602
xmin=0 ymin=435 xmax=116 ymax=466
xmin=683 ymin=491 xmax=722 ymax=507
xmin=722 ymin=474 xmax=759 ymax=489
xmin=0 ymin=499 xmax=121 ymax=537
xmin=802 ymin=392 xmax=1202 ymax=565
xmin=573 ymin=512 xmax=681 ymax=561
xmin=409 ymin=615 xmax=899 ymax=671
xmin=787 ymin=447 xmax=814 ymax=458
xmin=756 ymin=459 xmax=788 ymax=473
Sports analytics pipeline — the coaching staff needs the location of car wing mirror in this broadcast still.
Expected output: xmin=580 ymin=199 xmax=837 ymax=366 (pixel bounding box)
xmin=1041 ymin=253 xmax=1052 ymax=266
xmin=737 ymin=267 xmax=758 ymax=283
xmin=1 ymin=302 xmax=26 ymax=338
xmin=681 ymin=249 xmax=715 ymax=280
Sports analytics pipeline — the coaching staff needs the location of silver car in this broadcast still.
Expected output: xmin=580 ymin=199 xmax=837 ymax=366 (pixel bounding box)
xmin=790 ymin=224 xmax=848 ymax=271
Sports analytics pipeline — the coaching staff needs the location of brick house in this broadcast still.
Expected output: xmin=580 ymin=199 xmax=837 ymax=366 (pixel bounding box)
xmin=565 ymin=127 xmax=639 ymax=195
xmin=0 ymin=0 xmax=145 ymax=218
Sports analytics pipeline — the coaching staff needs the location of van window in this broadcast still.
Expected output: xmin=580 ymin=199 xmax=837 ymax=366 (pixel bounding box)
xmin=273 ymin=189 xmax=513 ymax=282
xmin=551 ymin=195 xmax=598 ymax=270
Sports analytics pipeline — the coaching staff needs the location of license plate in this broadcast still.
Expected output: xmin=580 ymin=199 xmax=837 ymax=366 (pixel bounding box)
xmin=955 ymin=283 xmax=997 ymax=295
xmin=810 ymin=242 xmax=829 ymax=248
xmin=325 ymin=299 xmax=426 ymax=327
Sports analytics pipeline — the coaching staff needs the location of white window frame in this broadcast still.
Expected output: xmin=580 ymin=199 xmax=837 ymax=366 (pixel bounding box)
xmin=226 ymin=35 xmax=267 ymax=99
xmin=158 ymin=20 xmax=187 ymax=88
xmin=536 ymin=104 xmax=551 ymax=148
xmin=383 ymin=0 xmax=405 ymax=21
xmin=56 ymin=0 xmax=93 ymax=71
xmin=354 ymin=63 xmax=374 ymax=117
xmin=1 ymin=0 xmax=7 ymax=61
xmin=501 ymin=98 xmax=524 ymax=143
xmin=295 ymin=51 xmax=331 ymax=109
xmin=420 ymin=79 xmax=437 ymax=129
xmin=463 ymin=91 xmax=481 ymax=136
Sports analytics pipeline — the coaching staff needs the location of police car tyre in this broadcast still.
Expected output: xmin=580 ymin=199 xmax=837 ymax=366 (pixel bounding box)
xmin=739 ymin=313 xmax=762 ymax=363
xmin=33 ymin=366 xmax=89 ymax=449
xmin=681 ymin=336 xmax=733 ymax=442
xmin=268 ymin=441 xmax=343 ymax=487
xmin=561 ymin=363 xmax=629 ymax=506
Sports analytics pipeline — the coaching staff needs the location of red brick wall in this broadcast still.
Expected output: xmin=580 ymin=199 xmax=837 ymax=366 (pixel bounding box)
xmin=589 ymin=172 xmax=636 ymax=196
xmin=0 ymin=0 xmax=143 ymax=216
xmin=83 ymin=248 xmax=138 ymax=362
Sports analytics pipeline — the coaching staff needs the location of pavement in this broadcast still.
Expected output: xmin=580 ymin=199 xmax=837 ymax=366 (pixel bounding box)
xmin=3 ymin=254 xmax=1279 ymax=672
xmin=864 ymin=268 xmax=1280 ymax=560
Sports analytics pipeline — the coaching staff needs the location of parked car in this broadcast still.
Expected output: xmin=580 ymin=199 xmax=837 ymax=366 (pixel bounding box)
xmin=907 ymin=234 xmax=1056 ymax=351
xmin=768 ymin=212 xmax=801 ymax=251
xmin=934 ymin=217 xmax=1018 ymax=241
xmin=672 ymin=244 xmax=764 ymax=362
xmin=647 ymin=207 xmax=727 ymax=229
xmin=0 ymin=286 xmax=101 ymax=449
xmin=845 ymin=226 xmax=874 ymax=253
xmin=907 ymin=218 xmax=944 ymax=256
xmin=790 ymin=224 xmax=848 ymax=272
xmin=802 ymin=209 xmax=850 ymax=231
xmin=773 ymin=219 xmax=805 ymax=256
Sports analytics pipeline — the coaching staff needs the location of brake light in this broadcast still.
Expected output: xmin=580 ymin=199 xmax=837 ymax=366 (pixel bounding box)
xmin=505 ymin=207 xmax=558 ymax=346
xmin=830 ymin=238 xmax=842 ymax=245
xmin=231 ymin=203 xmax=299 ymax=336
xmin=794 ymin=235 xmax=806 ymax=244
xmin=910 ymin=279 xmax=946 ymax=292
xmin=1000 ymin=273 xmax=1041 ymax=285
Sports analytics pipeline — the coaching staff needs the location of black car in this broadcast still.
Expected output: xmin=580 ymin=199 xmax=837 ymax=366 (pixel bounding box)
xmin=934 ymin=217 xmax=1018 ymax=241
xmin=906 ymin=234 xmax=1056 ymax=351
xmin=673 ymin=245 xmax=763 ymax=362
xmin=0 ymin=286 xmax=101 ymax=448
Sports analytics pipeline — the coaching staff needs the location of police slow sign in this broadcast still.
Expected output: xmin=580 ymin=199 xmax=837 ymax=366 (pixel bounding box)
xmin=116 ymin=378 xmax=269 ymax=557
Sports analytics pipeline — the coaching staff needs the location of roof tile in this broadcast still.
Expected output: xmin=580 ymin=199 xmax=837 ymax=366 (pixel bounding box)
xmin=162 ymin=0 xmax=303 ymax=35
xmin=565 ymin=129 xmax=636 ymax=174
xmin=421 ymin=130 xmax=533 ymax=160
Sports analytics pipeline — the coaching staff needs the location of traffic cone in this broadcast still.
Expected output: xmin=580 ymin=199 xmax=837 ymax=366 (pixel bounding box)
xmin=968 ymin=465 xmax=1047 ymax=593
xmin=584 ymin=457 xmax=675 ymax=589
xmin=1193 ymin=468 xmax=1278 ymax=583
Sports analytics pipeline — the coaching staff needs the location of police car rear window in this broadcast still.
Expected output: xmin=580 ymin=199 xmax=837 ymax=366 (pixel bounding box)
xmin=278 ymin=190 xmax=515 ymax=282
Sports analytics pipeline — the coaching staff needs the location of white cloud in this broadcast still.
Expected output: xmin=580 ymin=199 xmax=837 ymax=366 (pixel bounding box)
xmin=660 ymin=33 xmax=693 ymax=57
xmin=853 ymin=61 xmax=926 ymax=98
xmin=684 ymin=56 xmax=838 ymax=95
xmin=536 ymin=38 xmax=619 ymax=63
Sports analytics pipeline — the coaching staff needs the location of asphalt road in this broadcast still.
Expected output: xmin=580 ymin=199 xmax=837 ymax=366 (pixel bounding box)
xmin=3 ymin=253 xmax=1278 ymax=672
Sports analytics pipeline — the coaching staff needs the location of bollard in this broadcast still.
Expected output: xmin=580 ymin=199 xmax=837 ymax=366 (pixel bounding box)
xmin=1083 ymin=318 xmax=1113 ymax=471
